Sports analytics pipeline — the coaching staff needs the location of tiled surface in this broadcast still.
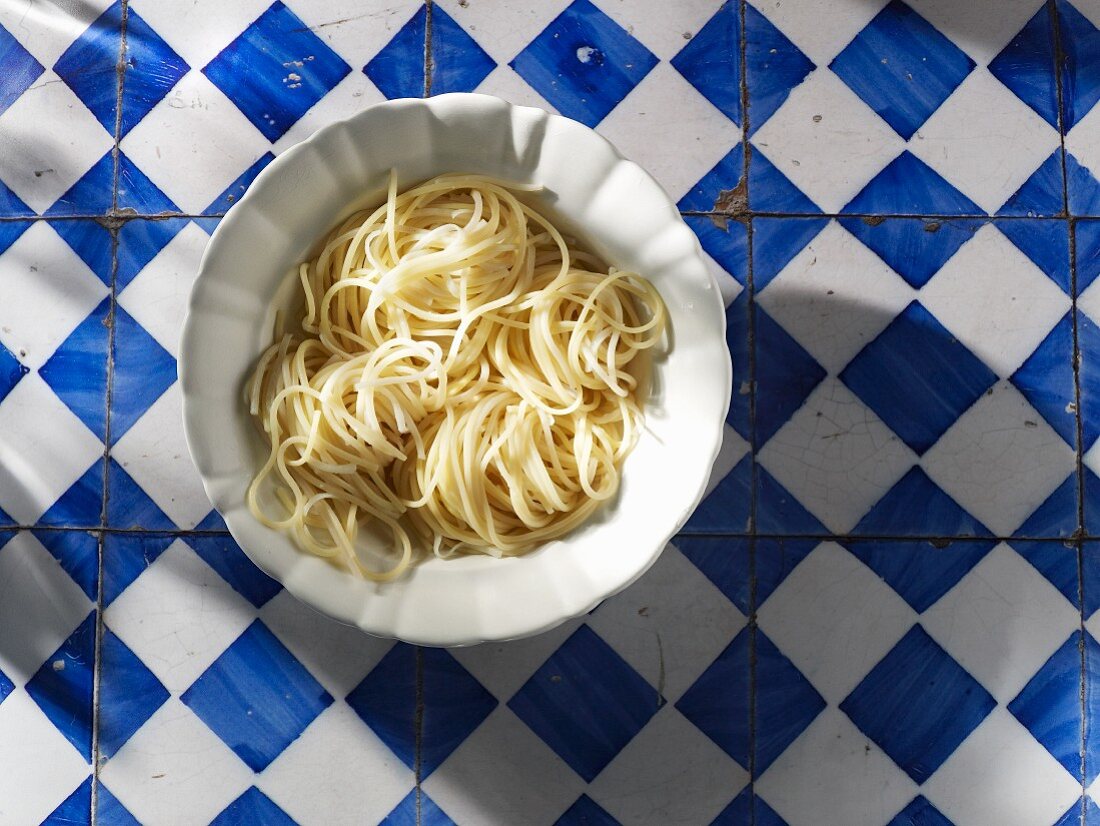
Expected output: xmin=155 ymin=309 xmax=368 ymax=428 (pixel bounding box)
xmin=4 ymin=0 xmax=1100 ymax=823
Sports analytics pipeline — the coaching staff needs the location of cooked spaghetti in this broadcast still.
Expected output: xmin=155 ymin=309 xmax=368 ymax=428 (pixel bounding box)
xmin=246 ymin=172 xmax=668 ymax=580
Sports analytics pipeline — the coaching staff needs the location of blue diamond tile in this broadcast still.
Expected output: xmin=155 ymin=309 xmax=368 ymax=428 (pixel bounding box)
xmin=1009 ymin=630 xmax=1084 ymax=779
xmin=677 ymin=144 xmax=744 ymax=213
xmin=1089 ymin=631 xmax=1100 ymax=782
xmin=54 ymin=3 xmax=124 ymax=135
xmin=998 ymin=218 xmax=1071 ymax=294
xmin=102 ymin=533 xmax=174 ymax=605
xmin=346 ymin=643 xmax=417 ymax=771
xmin=755 ymin=538 xmax=820 ymax=607
xmin=181 ymin=619 xmax=332 ymax=771
xmin=744 ymin=3 xmax=815 ymax=135
xmin=844 ymin=152 xmax=981 ymax=215
xmin=110 ymin=305 xmax=175 ymax=442
xmin=887 ymin=796 xmax=953 ymax=826
xmin=99 ymin=627 xmax=169 ymax=758
xmin=677 ymin=536 xmax=751 ymax=613
xmin=510 ymin=0 xmax=658 ymax=128
xmin=204 ymin=152 xmax=274 ymax=215
xmin=840 ymin=302 xmax=996 ymax=454
xmin=0 ymin=664 xmax=12 ymax=707
xmin=682 ymin=214 xmax=748 ymax=286
xmin=511 ymin=625 xmax=661 ymax=782
xmin=749 ymin=146 xmax=822 ymax=214
xmin=854 ymin=466 xmax=988 ymax=536
xmin=682 ymin=453 xmax=753 ymax=534
xmin=25 ymin=612 xmax=96 ymax=761
xmin=211 ymin=788 xmax=296 ymax=826
xmin=1089 ymin=798 xmax=1100 ymax=826
xmin=830 ymin=0 xmax=974 ymax=140
xmin=1067 ymin=153 xmax=1100 ymax=215
xmin=754 ymin=629 xmax=826 ymax=773
xmin=1011 ymin=313 xmax=1075 ymax=448
xmin=556 ymin=795 xmax=618 ymax=826
xmin=989 ymin=5 xmax=1060 ymax=130
xmin=1058 ymin=0 xmax=1100 ymax=132
xmin=751 ymin=217 xmax=829 ymax=292
xmin=382 ymin=789 xmax=456 ymax=826
xmin=45 ymin=151 xmax=114 ymax=216
xmin=39 ymin=297 xmax=110 ymax=442
xmin=196 ymin=509 xmax=229 ymax=532
xmin=671 ymin=0 xmax=742 ymax=125
xmin=116 ymin=216 xmax=189 ymax=290
xmin=33 ymin=529 xmax=98 ymax=602
xmin=726 ymin=291 xmax=750 ymax=438
xmin=0 ymin=341 xmax=28 ymax=405
xmin=756 ymin=464 xmax=828 ymax=535
xmin=998 ymin=150 xmax=1066 ymax=217
xmin=186 ymin=535 xmax=280 ymax=608
xmin=755 ymin=302 xmax=827 ymax=445
xmin=1087 ymin=543 xmax=1100 ymax=618
xmin=837 ymin=217 xmax=981 ymax=289
xmin=1086 ymin=469 xmax=1100 ymax=539
xmin=0 ymin=178 xmax=32 ymax=218
xmin=43 ymin=776 xmax=91 ymax=825
xmin=115 ymin=151 xmax=180 ymax=217
xmin=841 ymin=625 xmax=996 ymax=783
xmin=97 ymin=782 xmax=140 ymax=826
xmin=203 ymin=1 xmax=351 ymax=141
xmin=1015 ymin=474 xmax=1079 ymax=539
xmin=713 ymin=788 xmax=788 ymax=826
xmin=0 ymin=217 xmax=31 ymax=257
xmin=1080 ymin=219 xmax=1100 ymax=293
xmin=39 ymin=461 xmax=104 ymax=528
xmin=1079 ymin=309 xmax=1100 ymax=452
xmin=364 ymin=7 xmax=427 ymax=99
xmin=429 ymin=5 xmax=496 ymax=94
xmin=49 ymin=219 xmax=113 ymax=285
xmin=846 ymin=539 xmax=994 ymax=613
xmin=676 ymin=628 xmax=752 ymax=770
xmin=117 ymin=8 xmax=190 ymax=137
xmin=421 ymin=647 xmax=498 ymax=777
xmin=0 ymin=22 xmax=44 ymax=118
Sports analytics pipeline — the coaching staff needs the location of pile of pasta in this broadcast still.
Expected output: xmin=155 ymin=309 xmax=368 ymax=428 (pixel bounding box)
xmin=247 ymin=172 xmax=667 ymax=580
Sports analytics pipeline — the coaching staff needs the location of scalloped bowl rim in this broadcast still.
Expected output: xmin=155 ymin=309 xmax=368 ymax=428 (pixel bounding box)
xmin=180 ymin=93 xmax=731 ymax=646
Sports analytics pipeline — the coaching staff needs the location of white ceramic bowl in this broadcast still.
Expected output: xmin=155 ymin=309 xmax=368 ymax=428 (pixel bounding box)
xmin=180 ymin=93 xmax=730 ymax=646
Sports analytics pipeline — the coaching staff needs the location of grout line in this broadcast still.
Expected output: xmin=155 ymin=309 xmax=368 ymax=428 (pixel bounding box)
xmin=414 ymin=646 xmax=425 ymax=826
xmin=1079 ymin=534 xmax=1088 ymax=824
xmin=90 ymin=530 xmax=106 ymax=825
xmin=423 ymin=0 xmax=433 ymax=99
xmin=1049 ymin=0 xmax=1072 ymax=219
xmin=110 ymin=1 xmax=130 ymax=214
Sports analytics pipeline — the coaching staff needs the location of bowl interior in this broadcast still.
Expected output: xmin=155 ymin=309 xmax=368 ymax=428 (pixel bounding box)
xmin=181 ymin=94 xmax=730 ymax=645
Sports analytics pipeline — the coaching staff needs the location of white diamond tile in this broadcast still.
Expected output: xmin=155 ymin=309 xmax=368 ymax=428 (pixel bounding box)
xmin=127 ymin=0 xmax=273 ymax=69
xmin=99 ymin=697 xmax=253 ymax=826
xmin=922 ymin=381 xmax=1076 ymax=536
xmin=104 ymin=539 xmax=254 ymax=694
xmin=0 ymin=221 xmax=108 ymax=370
xmin=110 ymin=383 xmax=211 ymax=530
xmin=756 ymin=707 xmax=918 ymax=826
xmin=751 ymin=69 xmax=907 ymax=214
xmin=598 ymin=63 xmax=740 ymax=204
xmin=259 ymin=702 xmax=414 ymax=826
xmin=748 ymin=0 xmax=889 ymax=65
xmin=923 ymin=708 xmax=1081 ymax=826
xmin=589 ymin=705 xmax=748 ymax=825
xmin=589 ymin=545 xmax=746 ymax=703
xmin=758 ymin=378 xmax=918 ymax=534
xmin=597 ymin=0 xmax=728 ymax=61
xmin=274 ymin=71 xmax=387 ymax=153
xmin=921 ymin=543 xmax=1080 ymax=703
xmin=919 ymin=224 xmax=1070 ymax=377
xmin=421 ymin=707 xmax=585 ymax=825
xmin=0 ymin=532 xmax=92 ymax=682
xmin=432 ymin=0 xmax=571 ymax=63
xmin=0 ymin=72 xmax=114 ymax=214
xmin=0 ymin=373 xmax=102 ymax=525
xmin=119 ymin=71 xmax=270 ymax=215
xmin=283 ymin=0 xmax=424 ymax=67
xmin=757 ymin=542 xmax=917 ymax=703
xmin=0 ymin=0 xmax=113 ymax=67
xmin=907 ymin=0 xmax=1048 ymax=64
xmin=702 ymin=424 xmax=749 ymax=502
xmin=467 ymin=64 xmax=558 ymax=112
xmin=118 ymin=220 xmax=209 ymax=357
xmin=260 ymin=591 xmax=394 ymax=698
xmin=1066 ymin=96 xmax=1100 ymax=196
xmin=0 ymin=690 xmax=91 ymax=825
xmin=757 ymin=220 xmax=915 ymax=374
xmin=909 ymin=70 xmax=1060 ymax=214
